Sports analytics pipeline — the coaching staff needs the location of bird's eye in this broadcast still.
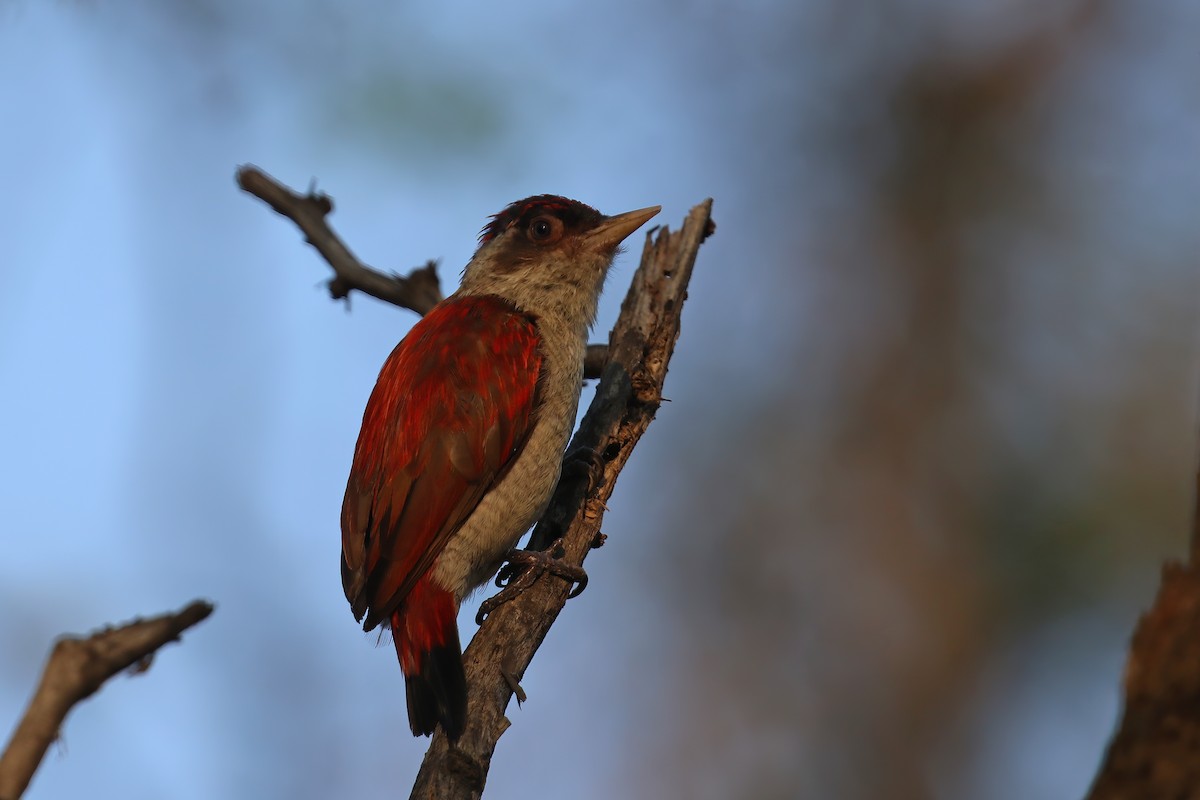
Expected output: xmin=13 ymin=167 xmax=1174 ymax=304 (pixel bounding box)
xmin=528 ymin=215 xmax=561 ymax=243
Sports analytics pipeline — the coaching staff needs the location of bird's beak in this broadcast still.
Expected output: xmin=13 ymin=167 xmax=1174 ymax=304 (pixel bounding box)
xmin=585 ymin=205 xmax=662 ymax=253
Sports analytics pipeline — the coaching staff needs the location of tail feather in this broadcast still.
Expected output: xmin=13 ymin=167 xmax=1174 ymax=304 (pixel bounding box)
xmin=392 ymin=578 xmax=466 ymax=739
xmin=404 ymin=639 xmax=467 ymax=739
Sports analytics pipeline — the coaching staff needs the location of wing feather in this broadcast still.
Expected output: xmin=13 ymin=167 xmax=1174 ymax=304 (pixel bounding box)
xmin=340 ymin=295 xmax=543 ymax=631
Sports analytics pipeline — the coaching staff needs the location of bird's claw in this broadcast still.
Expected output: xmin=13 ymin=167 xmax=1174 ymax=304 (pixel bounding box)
xmin=475 ymin=539 xmax=588 ymax=624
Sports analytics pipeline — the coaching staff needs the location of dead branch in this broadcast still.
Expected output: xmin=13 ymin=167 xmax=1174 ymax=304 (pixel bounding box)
xmin=0 ymin=600 xmax=214 ymax=800
xmin=236 ymin=165 xmax=613 ymax=380
xmin=1085 ymin=459 xmax=1200 ymax=799
xmin=409 ymin=201 xmax=714 ymax=799
xmin=235 ymin=165 xmax=444 ymax=314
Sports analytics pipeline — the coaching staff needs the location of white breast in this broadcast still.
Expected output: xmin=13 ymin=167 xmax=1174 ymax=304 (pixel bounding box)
xmin=430 ymin=312 xmax=587 ymax=600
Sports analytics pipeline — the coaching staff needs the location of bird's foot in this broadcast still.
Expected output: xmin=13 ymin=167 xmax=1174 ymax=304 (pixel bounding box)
xmin=496 ymin=538 xmax=589 ymax=597
xmin=475 ymin=539 xmax=588 ymax=624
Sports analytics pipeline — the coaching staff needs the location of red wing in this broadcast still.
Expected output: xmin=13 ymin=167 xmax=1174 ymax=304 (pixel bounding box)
xmin=340 ymin=295 xmax=543 ymax=631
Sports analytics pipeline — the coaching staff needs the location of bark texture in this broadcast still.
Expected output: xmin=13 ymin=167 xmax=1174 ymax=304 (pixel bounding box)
xmin=0 ymin=601 xmax=213 ymax=800
xmin=1085 ymin=466 xmax=1200 ymax=800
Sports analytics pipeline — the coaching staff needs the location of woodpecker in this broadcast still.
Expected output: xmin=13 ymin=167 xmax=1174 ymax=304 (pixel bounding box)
xmin=340 ymin=195 xmax=660 ymax=740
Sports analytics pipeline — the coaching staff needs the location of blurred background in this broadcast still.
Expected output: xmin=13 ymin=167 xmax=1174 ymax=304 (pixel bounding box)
xmin=1 ymin=1 xmax=1198 ymax=798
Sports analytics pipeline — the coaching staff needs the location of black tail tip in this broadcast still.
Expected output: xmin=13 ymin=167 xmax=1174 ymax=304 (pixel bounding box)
xmin=406 ymin=643 xmax=467 ymax=740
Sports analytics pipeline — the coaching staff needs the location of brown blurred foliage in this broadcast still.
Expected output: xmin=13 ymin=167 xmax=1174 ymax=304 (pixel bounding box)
xmin=630 ymin=2 xmax=1197 ymax=798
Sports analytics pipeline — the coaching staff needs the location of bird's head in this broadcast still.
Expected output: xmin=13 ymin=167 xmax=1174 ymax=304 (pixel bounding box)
xmin=460 ymin=195 xmax=660 ymax=327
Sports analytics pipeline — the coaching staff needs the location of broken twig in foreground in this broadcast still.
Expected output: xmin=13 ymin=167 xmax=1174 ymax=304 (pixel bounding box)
xmin=0 ymin=600 xmax=213 ymax=800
